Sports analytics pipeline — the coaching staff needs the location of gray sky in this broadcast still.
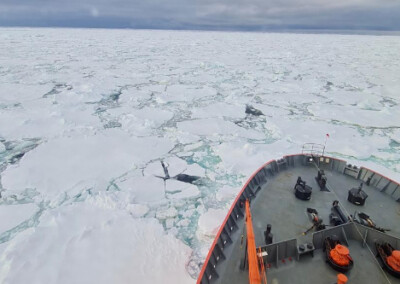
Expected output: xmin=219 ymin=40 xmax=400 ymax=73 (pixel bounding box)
xmin=1 ymin=0 xmax=400 ymax=31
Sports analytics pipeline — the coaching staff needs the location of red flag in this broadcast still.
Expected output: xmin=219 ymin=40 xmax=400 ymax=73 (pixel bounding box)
xmin=326 ymin=134 xmax=330 ymax=138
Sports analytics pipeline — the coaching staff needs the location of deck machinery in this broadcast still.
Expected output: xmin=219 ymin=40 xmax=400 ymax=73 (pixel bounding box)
xmin=197 ymin=148 xmax=400 ymax=284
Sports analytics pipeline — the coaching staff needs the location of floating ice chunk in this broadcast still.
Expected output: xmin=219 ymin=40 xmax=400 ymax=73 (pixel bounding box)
xmin=216 ymin=185 xmax=239 ymax=202
xmin=143 ymin=161 xmax=165 ymax=177
xmin=117 ymin=175 xmax=166 ymax=203
xmin=117 ymin=89 xmax=147 ymax=107
xmin=207 ymin=171 xmax=217 ymax=181
xmin=144 ymin=157 xmax=204 ymax=179
xmin=214 ymin=142 xmax=290 ymax=177
xmin=164 ymin=127 xmax=200 ymax=144
xmin=388 ymin=129 xmax=400 ymax=144
xmin=161 ymin=85 xmax=217 ymax=102
xmin=251 ymin=103 xmax=291 ymax=117
xmin=191 ymin=103 xmax=244 ymax=119
xmin=0 ymin=203 xmax=38 ymax=234
xmin=164 ymin=157 xmax=189 ymax=177
xmin=0 ymin=104 xmax=64 ymax=140
xmin=197 ymin=208 xmax=227 ymax=240
xmin=356 ymin=96 xmax=385 ymax=110
xmin=0 ymin=83 xmax=52 ymax=103
xmin=0 ymin=203 xmax=193 ymax=284
xmin=166 ymin=180 xmax=200 ymax=200
xmin=134 ymin=107 xmax=174 ymax=125
xmin=308 ymin=104 xmax=398 ymax=128
xmin=126 ymin=204 xmax=149 ymax=218
xmin=156 ymin=206 xmax=178 ymax=219
xmin=177 ymin=151 xmax=194 ymax=158
xmin=176 ymin=219 xmax=190 ymax=227
xmin=181 ymin=208 xmax=196 ymax=219
xmin=0 ymin=242 xmax=6 ymax=257
xmin=110 ymin=106 xmax=173 ymax=135
xmin=144 ymin=157 xmax=187 ymax=178
xmin=86 ymin=191 xmax=134 ymax=210
xmin=2 ymin=131 xmax=173 ymax=199
xmin=187 ymin=163 xmax=206 ymax=177
xmin=165 ymin=218 xmax=175 ymax=229
xmin=272 ymin=118 xmax=389 ymax=159
xmin=183 ymin=142 xmax=203 ymax=152
xmin=0 ymin=141 xmax=5 ymax=153
xmin=177 ymin=118 xmax=265 ymax=140
xmin=0 ymin=97 xmax=100 ymax=140
xmin=139 ymin=84 xmax=166 ymax=93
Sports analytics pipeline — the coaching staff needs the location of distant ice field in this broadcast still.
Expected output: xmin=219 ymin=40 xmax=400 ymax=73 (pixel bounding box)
xmin=0 ymin=28 xmax=399 ymax=283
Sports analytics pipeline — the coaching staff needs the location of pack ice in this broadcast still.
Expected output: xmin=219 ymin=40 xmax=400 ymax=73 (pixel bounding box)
xmin=0 ymin=28 xmax=399 ymax=283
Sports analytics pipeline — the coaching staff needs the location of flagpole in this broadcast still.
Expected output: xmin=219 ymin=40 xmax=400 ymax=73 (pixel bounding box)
xmin=323 ymin=134 xmax=329 ymax=156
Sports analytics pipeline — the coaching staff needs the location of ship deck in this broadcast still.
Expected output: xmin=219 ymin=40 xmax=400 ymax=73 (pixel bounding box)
xmin=209 ymin=161 xmax=400 ymax=284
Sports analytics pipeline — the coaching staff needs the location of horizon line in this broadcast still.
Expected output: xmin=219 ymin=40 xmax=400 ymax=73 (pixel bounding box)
xmin=1 ymin=25 xmax=400 ymax=36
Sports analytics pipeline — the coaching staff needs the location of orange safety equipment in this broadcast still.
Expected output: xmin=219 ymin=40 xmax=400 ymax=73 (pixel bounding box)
xmin=337 ymin=273 xmax=348 ymax=284
xmin=387 ymin=250 xmax=400 ymax=272
xmin=330 ymin=244 xmax=351 ymax=266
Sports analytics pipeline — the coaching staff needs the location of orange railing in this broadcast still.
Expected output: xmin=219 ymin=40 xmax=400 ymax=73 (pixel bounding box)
xmin=245 ymin=200 xmax=263 ymax=284
xmin=258 ymin=247 xmax=267 ymax=284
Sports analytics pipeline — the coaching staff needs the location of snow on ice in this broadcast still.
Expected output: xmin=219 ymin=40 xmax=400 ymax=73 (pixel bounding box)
xmin=0 ymin=203 xmax=193 ymax=284
xmin=0 ymin=28 xmax=399 ymax=283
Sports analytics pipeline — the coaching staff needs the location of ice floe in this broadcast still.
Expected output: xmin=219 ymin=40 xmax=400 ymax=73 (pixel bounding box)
xmin=0 ymin=203 xmax=193 ymax=284
xmin=166 ymin=180 xmax=200 ymax=200
xmin=117 ymin=175 xmax=166 ymax=204
xmin=177 ymin=118 xmax=265 ymax=140
xmin=0 ymin=203 xmax=38 ymax=234
xmin=2 ymin=132 xmax=173 ymax=199
xmin=197 ymin=208 xmax=227 ymax=240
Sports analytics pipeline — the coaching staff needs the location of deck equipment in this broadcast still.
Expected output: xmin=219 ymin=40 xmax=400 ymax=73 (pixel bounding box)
xmin=197 ymin=149 xmax=400 ymax=284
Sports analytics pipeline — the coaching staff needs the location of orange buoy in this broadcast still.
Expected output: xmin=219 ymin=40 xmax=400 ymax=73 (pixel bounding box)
xmin=387 ymin=250 xmax=400 ymax=272
xmin=330 ymin=244 xmax=350 ymax=266
xmin=337 ymin=273 xmax=348 ymax=284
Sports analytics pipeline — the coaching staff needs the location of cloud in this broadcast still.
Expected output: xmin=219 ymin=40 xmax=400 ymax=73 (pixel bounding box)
xmin=0 ymin=0 xmax=399 ymax=30
xmin=90 ymin=7 xmax=99 ymax=18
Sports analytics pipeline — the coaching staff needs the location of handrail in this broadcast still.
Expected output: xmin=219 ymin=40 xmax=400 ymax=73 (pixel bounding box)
xmin=258 ymin=247 xmax=268 ymax=284
xmin=196 ymin=159 xmax=275 ymax=284
xmin=302 ymin=143 xmax=325 ymax=157
xmin=245 ymin=200 xmax=261 ymax=284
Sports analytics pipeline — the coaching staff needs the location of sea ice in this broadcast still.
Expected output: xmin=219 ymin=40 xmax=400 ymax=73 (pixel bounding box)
xmin=166 ymin=180 xmax=200 ymax=200
xmin=216 ymin=185 xmax=240 ymax=202
xmin=0 ymin=28 xmax=399 ymax=282
xmin=0 ymin=203 xmax=193 ymax=284
xmin=117 ymin=175 xmax=166 ymax=204
xmin=162 ymin=85 xmax=217 ymax=102
xmin=0 ymin=203 xmax=38 ymax=234
xmin=191 ymin=102 xmax=245 ymax=119
xmin=2 ymin=131 xmax=173 ymax=199
xmin=0 ymin=141 xmax=5 ymax=153
xmin=308 ymin=104 xmax=398 ymax=128
xmin=177 ymin=118 xmax=265 ymax=140
xmin=126 ymin=204 xmax=150 ymax=218
xmin=197 ymin=208 xmax=227 ymax=240
xmin=156 ymin=206 xmax=178 ymax=219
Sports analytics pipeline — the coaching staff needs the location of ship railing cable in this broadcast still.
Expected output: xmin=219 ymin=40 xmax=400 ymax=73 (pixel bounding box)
xmin=302 ymin=143 xmax=325 ymax=157
xmin=311 ymin=161 xmax=392 ymax=284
